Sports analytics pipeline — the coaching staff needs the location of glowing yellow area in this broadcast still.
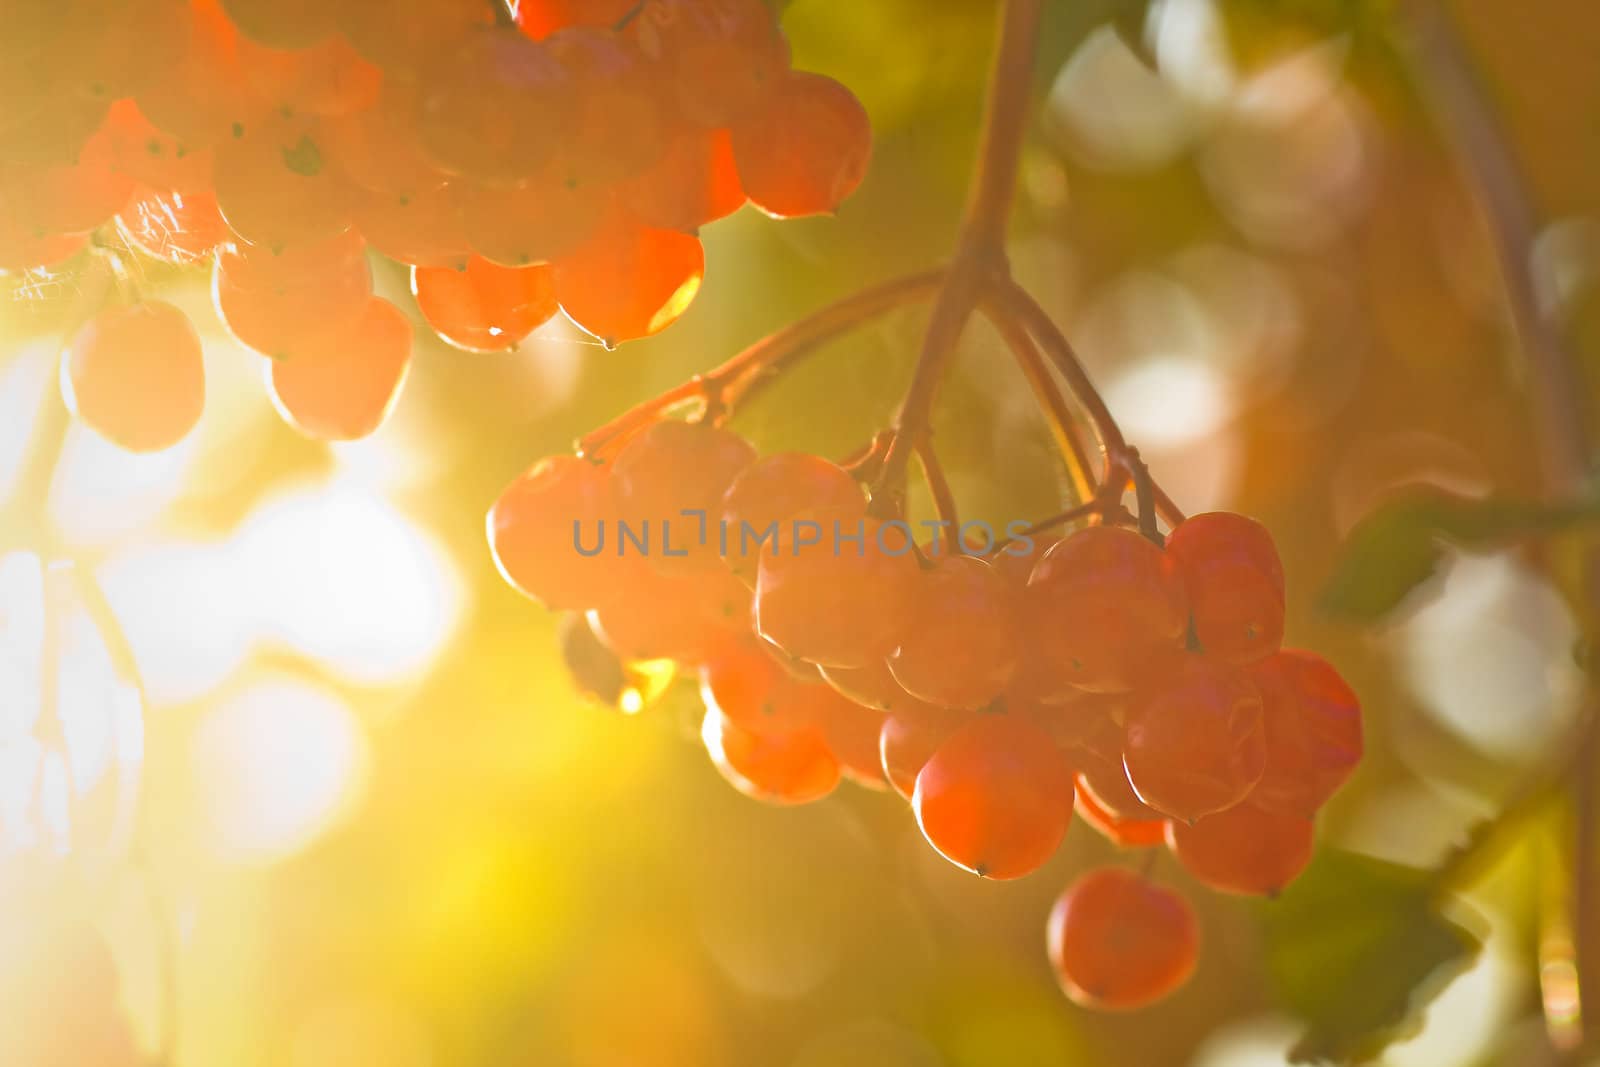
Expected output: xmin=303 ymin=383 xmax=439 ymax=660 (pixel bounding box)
xmin=648 ymin=274 xmax=704 ymax=336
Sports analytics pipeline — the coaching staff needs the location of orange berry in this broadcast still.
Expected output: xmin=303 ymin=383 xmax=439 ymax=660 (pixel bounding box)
xmin=754 ymin=510 xmax=919 ymax=668
xmin=1165 ymin=511 xmax=1286 ymax=665
xmin=61 ymin=300 xmax=205 ymax=453
xmin=878 ymin=705 xmax=970 ymax=800
xmin=488 ymin=455 xmax=624 ymax=611
xmin=701 ymin=709 xmax=839 ymax=806
xmin=720 ymin=452 xmax=864 ymax=583
xmin=1047 ymin=867 xmax=1199 ymax=1010
xmin=1245 ymin=649 xmax=1363 ymax=817
xmin=610 ymin=420 xmax=758 ymax=575
xmin=212 ymin=111 xmax=352 ymax=249
xmin=621 ymin=126 xmax=744 ymax=233
xmin=913 ymin=714 xmax=1074 ymax=879
xmin=350 ymin=183 xmax=471 ymax=269
xmin=1166 ymin=801 xmax=1314 ymax=896
xmin=412 ymin=257 xmax=558 ymax=352
xmin=212 ymin=229 xmax=373 ymax=359
xmin=1122 ymin=655 xmax=1266 ymax=822
xmin=1025 ymin=524 xmax=1189 ymax=694
xmin=415 ymin=28 xmax=572 ymax=184
xmin=889 ymin=554 xmax=1021 ymax=710
xmin=553 ymin=212 xmax=705 ymax=345
xmin=731 ymin=71 xmax=870 ymax=218
xmin=267 ymin=295 xmax=411 ymax=440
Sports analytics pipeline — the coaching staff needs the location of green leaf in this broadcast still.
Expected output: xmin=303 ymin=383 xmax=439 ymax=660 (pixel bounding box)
xmin=1264 ymin=849 xmax=1483 ymax=1065
xmin=1318 ymin=485 xmax=1600 ymax=622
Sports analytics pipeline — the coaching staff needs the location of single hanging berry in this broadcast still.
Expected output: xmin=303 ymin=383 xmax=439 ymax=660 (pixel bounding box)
xmin=1164 ymin=511 xmax=1286 ymax=665
xmin=912 ymin=713 xmax=1074 ymax=879
xmin=267 ymin=296 xmax=412 ymax=441
xmin=1047 ymin=867 xmax=1199 ymax=1010
xmin=62 ymin=300 xmax=206 ymax=453
xmin=1165 ymin=801 xmax=1314 ymax=896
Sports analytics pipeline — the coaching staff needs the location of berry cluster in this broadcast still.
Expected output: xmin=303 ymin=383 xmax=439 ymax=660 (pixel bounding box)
xmin=489 ymin=419 xmax=1363 ymax=1010
xmin=6 ymin=0 xmax=870 ymax=452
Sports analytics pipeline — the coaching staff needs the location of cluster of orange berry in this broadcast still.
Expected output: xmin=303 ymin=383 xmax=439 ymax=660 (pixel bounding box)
xmin=489 ymin=418 xmax=1363 ymax=1010
xmin=6 ymin=0 xmax=870 ymax=452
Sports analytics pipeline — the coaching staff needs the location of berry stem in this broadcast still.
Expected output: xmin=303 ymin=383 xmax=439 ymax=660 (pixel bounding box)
xmin=916 ymin=440 xmax=961 ymax=543
xmin=1403 ymin=0 xmax=1600 ymax=1049
xmin=983 ymin=302 xmax=1099 ymax=505
xmin=575 ymin=269 xmax=944 ymax=459
xmin=871 ymin=0 xmax=1044 ymax=514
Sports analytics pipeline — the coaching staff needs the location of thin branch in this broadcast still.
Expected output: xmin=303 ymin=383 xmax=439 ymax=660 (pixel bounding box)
xmin=982 ymin=300 xmax=1098 ymax=505
xmin=871 ymin=0 xmax=1044 ymax=513
xmin=1402 ymin=0 xmax=1600 ymax=1053
xmin=575 ymin=270 xmax=944 ymax=460
xmin=987 ymin=275 xmax=1127 ymax=461
xmin=916 ymin=440 xmax=961 ymax=543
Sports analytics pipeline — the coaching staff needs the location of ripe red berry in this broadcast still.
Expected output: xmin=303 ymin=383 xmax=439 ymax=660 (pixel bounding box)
xmin=1245 ymin=649 xmax=1363 ymax=817
xmin=1165 ymin=511 xmax=1286 ymax=665
xmin=720 ymin=452 xmax=865 ymax=583
xmin=234 ymin=31 xmax=382 ymax=117
xmin=754 ymin=509 xmax=919 ymax=668
xmin=212 ymin=112 xmax=353 ymax=250
xmin=629 ymin=0 xmax=791 ymax=127
xmin=589 ymin=565 xmax=726 ymax=664
xmin=553 ymin=212 xmax=705 ymax=345
xmin=1122 ymin=655 xmax=1266 ymax=822
xmin=700 ymin=633 xmax=819 ymax=733
xmin=350 ymin=183 xmax=471 ymax=270
xmin=889 ymin=554 xmax=1021 ymax=710
xmin=212 ymin=229 xmax=373 ymax=360
xmin=804 ymin=686 xmax=890 ymax=790
xmin=913 ymin=714 xmax=1074 ymax=879
xmin=1047 ymin=867 xmax=1199 ymax=1010
xmin=415 ymin=29 xmax=572 ymax=184
xmin=488 ymin=454 xmax=622 ymax=611
xmin=610 ymin=420 xmax=758 ymax=575
xmin=453 ymin=171 xmax=606 ymax=269
xmin=320 ymin=82 xmax=447 ymax=197
xmin=1073 ymin=783 xmax=1167 ymax=849
xmin=1025 ymin=524 xmax=1189 ymax=694
xmin=701 ymin=709 xmax=839 ymax=806
xmin=731 ymin=71 xmax=871 ymax=218
xmin=621 ymin=126 xmax=744 ymax=233
xmin=543 ymin=27 xmax=668 ymax=186
xmin=878 ymin=705 xmax=971 ymax=800
xmin=412 ymin=257 xmax=558 ymax=352
xmin=1166 ymin=801 xmax=1314 ymax=896
xmin=61 ymin=300 xmax=205 ymax=453
xmin=267 ymin=296 xmax=413 ymax=441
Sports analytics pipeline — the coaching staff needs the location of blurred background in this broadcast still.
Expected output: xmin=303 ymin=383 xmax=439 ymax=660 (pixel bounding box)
xmin=2 ymin=0 xmax=1599 ymax=1064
